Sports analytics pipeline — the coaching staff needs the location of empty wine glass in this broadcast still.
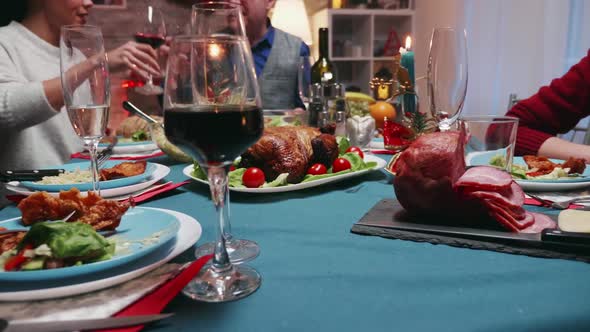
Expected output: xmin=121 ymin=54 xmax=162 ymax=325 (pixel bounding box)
xmin=190 ymin=1 xmax=260 ymax=265
xmin=298 ymin=55 xmax=314 ymax=109
xmin=164 ymin=25 xmax=263 ymax=302
xmin=134 ymin=1 xmax=166 ymax=95
xmin=427 ymin=27 xmax=468 ymax=131
xmin=60 ymin=25 xmax=110 ymax=194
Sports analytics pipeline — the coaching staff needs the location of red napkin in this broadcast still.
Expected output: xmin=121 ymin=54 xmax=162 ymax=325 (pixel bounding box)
xmin=129 ymin=181 xmax=190 ymax=204
xmin=96 ymin=254 xmax=213 ymax=332
xmin=70 ymin=151 xmax=165 ymax=161
xmin=369 ymin=149 xmax=398 ymax=155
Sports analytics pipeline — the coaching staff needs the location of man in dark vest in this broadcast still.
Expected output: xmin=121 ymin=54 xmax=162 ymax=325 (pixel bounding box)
xmin=237 ymin=0 xmax=310 ymax=110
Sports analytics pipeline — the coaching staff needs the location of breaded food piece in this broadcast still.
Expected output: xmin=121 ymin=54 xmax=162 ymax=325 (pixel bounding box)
xmin=100 ymin=161 xmax=147 ymax=181
xmin=561 ymin=157 xmax=586 ymax=174
xmin=0 ymin=229 xmax=25 ymax=254
xmin=523 ymin=155 xmax=556 ymax=175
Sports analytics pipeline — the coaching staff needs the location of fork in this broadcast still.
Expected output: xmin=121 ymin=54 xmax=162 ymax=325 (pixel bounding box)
xmin=528 ymin=193 xmax=590 ymax=209
xmin=95 ymin=136 xmax=118 ymax=169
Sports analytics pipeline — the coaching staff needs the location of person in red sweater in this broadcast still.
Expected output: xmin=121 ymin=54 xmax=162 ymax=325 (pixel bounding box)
xmin=506 ymin=50 xmax=590 ymax=161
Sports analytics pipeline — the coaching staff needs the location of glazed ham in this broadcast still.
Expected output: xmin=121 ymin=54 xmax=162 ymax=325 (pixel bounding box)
xmin=394 ymin=132 xmax=556 ymax=233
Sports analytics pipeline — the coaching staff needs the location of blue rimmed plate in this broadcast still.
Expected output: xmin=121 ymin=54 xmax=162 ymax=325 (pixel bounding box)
xmin=0 ymin=207 xmax=180 ymax=282
xmin=19 ymin=161 xmax=156 ymax=192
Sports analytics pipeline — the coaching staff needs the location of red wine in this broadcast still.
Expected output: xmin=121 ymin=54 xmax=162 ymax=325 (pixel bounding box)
xmin=134 ymin=33 xmax=165 ymax=49
xmin=164 ymin=105 xmax=263 ymax=165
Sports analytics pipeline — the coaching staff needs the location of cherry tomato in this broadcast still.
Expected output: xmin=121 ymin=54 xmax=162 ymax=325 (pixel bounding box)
xmin=229 ymin=165 xmax=236 ymax=172
xmin=242 ymin=167 xmax=265 ymax=188
xmin=345 ymin=146 xmax=364 ymax=159
xmin=332 ymin=158 xmax=352 ymax=173
xmin=307 ymin=163 xmax=327 ymax=175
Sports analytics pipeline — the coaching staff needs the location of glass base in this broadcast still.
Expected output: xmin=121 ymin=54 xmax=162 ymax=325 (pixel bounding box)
xmin=182 ymin=264 xmax=261 ymax=302
xmin=194 ymin=239 xmax=260 ymax=264
xmin=135 ymin=84 xmax=163 ymax=95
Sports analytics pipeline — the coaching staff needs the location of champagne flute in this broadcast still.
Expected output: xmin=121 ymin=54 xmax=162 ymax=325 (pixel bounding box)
xmin=60 ymin=25 xmax=110 ymax=194
xmin=427 ymin=27 xmax=468 ymax=131
xmin=190 ymin=2 xmax=260 ymax=264
xmin=134 ymin=1 xmax=166 ymax=95
xmin=164 ymin=34 xmax=263 ymax=301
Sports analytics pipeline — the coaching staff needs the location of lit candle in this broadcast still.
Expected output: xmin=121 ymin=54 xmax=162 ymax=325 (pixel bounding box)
xmin=400 ymin=36 xmax=415 ymax=86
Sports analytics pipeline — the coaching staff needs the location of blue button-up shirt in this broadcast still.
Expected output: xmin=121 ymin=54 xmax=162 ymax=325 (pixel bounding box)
xmin=251 ymin=21 xmax=310 ymax=109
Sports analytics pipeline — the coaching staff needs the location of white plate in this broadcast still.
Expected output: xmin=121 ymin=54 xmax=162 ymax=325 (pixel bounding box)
xmin=0 ymin=207 xmax=201 ymax=301
xmin=5 ymin=163 xmax=170 ymax=198
xmin=182 ymin=155 xmax=387 ymax=193
xmin=98 ymin=143 xmax=158 ymax=154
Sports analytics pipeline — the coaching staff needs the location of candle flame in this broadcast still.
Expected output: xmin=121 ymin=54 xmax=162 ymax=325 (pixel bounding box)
xmin=405 ymin=36 xmax=412 ymax=50
xmin=209 ymin=43 xmax=221 ymax=58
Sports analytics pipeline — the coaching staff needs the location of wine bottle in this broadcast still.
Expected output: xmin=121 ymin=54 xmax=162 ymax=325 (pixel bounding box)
xmin=311 ymin=28 xmax=337 ymax=96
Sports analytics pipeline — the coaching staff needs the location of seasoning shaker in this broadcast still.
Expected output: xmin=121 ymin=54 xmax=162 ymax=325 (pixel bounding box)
xmin=333 ymin=83 xmax=347 ymax=137
xmin=307 ymin=83 xmax=324 ymax=128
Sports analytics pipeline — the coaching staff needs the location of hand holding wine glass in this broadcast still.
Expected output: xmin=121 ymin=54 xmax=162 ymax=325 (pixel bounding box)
xmin=134 ymin=2 xmax=166 ymax=95
xmin=60 ymin=25 xmax=110 ymax=194
xmin=427 ymin=27 xmax=468 ymax=131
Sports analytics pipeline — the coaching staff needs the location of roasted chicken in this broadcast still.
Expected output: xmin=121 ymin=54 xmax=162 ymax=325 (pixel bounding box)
xmin=239 ymin=126 xmax=339 ymax=183
xmin=17 ymin=188 xmax=130 ymax=230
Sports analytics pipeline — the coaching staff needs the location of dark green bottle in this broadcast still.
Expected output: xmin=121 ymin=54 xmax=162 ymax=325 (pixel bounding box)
xmin=311 ymin=28 xmax=336 ymax=94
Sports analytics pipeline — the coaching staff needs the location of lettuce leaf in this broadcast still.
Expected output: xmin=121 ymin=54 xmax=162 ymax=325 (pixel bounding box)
xmin=262 ymin=173 xmax=289 ymax=188
xmin=336 ymin=136 xmax=351 ymax=155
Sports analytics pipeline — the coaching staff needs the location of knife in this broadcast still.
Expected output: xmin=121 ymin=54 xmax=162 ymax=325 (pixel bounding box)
xmin=0 ymin=313 xmax=173 ymax=332
xmin=122 ymin=101 xmax=164 ymax=128
xmin=0 ymin=169 xmax=65 ymax=182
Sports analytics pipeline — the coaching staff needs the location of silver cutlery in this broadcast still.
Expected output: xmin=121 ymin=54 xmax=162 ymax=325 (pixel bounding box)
xmin=95 ymin=136 xmax=118 ymax=169
xmin=0 ymin=313 xmax=173 ymax=332
xmin=122 ymin=101 xmax=164 ymax=128
xmin=528 ymin=193 xmax=590 ymax=210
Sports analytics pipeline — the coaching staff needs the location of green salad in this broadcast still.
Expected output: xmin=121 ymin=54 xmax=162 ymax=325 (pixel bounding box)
xmin=192 ymin=137 xmax=377 ymax=189
xmin=0 ymin=222 xmax=115 ymax=272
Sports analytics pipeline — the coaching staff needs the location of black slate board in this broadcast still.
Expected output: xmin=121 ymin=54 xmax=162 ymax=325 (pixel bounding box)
xmin=351 ymin=199 xmax=590 ymax=263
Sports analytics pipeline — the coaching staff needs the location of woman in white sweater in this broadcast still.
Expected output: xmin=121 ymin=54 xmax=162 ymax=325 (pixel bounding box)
xmin=0 ymin=0 xmax=160 ymax=170
xmin=0 ymin=0 xmax=162 ymax=207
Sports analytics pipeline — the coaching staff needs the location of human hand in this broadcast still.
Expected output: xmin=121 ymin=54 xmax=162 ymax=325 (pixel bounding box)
xmin=106 ymin=41 xmax=160 ymax=80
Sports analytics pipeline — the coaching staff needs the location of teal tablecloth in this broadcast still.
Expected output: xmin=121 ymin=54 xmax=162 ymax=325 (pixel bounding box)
xmin=3 ymin=155 xmax=590 ymax=331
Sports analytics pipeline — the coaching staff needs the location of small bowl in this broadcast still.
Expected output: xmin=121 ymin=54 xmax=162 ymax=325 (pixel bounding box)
xmin=148 ymin=123 xmax=192 ymax=163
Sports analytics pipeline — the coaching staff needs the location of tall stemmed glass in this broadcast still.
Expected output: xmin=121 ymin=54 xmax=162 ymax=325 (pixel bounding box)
xmin=427 ymin=27 xmax=468 ymax=131
xmin=298 ymin=55 xmax=315 ymax=109
xmin=134 ymin=1 xmax=166 ymax=95
xmin=60 ymin=25 xmax=110 ymax=194
xmin=190 ymin=2 xmax=260 ymax=264
xmin=164 ymin=34 xmax=263 ymax=301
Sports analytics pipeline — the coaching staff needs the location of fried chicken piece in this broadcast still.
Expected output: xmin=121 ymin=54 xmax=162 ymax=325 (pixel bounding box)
xmin=17 ymin=188 xmax=130 ymax=231
xmin=523 ymin=155 xmax=556 ymax=175
xmin=561 ymin=157 xmax=587 ymax=174
xmin=0 ymin=231 xmax=25 ymax=255
xmin=17 ymin=192 xmax=64 ymax=225
xmin=100 ymin=161 xmax=147 ymax=181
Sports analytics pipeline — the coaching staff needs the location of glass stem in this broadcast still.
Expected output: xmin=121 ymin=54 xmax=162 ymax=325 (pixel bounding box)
xmin=207 ymin=166 xmax=231 ymax=272
xmin=146 ymin=73 xmax=154 ymax=86
xmin=224 ymin=183 xmax=233 ymax=242
xmin=88 ymin=139 xmax=101 ymax=195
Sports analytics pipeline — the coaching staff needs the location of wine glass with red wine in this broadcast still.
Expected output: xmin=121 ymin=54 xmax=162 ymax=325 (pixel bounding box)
xmin=164 ymin=24 xmax=263 ymax=302
xmin=134 ymin=2 xmax=166 ymax=95
xmin=60 ymin=25 xmax=110 ymax=194
xmin=190 ymin=1 xmax=261 ymax=265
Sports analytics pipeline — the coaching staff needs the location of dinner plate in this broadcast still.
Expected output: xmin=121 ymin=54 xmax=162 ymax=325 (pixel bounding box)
xmin=0 ymin=208 xmax=201 ymax=301
xmin=19 ymin=161 xmax=156 ymax=192
xmin=5 ymin=163 xmax=170 ymax=199
xmin=0 ymin=207 xmax=180 ymax=282
xmin=99 ymin=139 xmax=158 ymax=154
xmin=467 ymin=153 xmax=590 ymax=191
xmin=182 ymin=154 xmax=387 ymax=193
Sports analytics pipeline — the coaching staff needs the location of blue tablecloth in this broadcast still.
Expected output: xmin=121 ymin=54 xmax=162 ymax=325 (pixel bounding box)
xmin=3 ymin=155 xmax=590 ymax=331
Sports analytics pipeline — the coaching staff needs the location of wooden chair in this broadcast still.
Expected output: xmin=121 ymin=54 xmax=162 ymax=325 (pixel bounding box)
xmin=507 ymin=93 xmax=590 ymax=144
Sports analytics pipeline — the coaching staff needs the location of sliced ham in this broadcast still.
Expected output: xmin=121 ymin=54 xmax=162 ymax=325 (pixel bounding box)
xmin=484 ymin=200 xmax=534 ymax=230
xmin=521 ymin=212 xmax=557 ymax=233
xmin=460 ymin=181 xmax=525 ymax=211
xmin=454 ymin=166 xmax=513 ymax=191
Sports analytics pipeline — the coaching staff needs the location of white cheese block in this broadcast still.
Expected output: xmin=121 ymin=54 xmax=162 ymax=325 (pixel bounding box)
xmin=558 ymin=209 xmax=590 ymax=233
